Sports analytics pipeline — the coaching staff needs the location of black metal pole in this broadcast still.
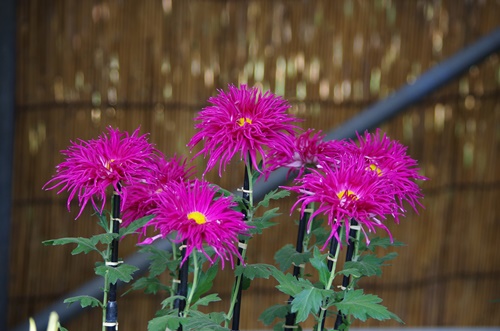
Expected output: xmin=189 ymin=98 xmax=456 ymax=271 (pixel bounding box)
xmin=105 ymin=191 xmax=121 ymax=331
xmin=231 ymin=163 xmax=251 ymax=331
xmin=0 ymin=0 xmax=16 ymax=330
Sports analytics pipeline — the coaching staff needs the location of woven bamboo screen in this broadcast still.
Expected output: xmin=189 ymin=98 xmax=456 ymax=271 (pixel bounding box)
xmin=10 ymin=0 xmax=500 ymax=329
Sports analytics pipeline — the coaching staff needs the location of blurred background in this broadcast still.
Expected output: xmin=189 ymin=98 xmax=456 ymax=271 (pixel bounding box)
xmin=5 ymin=0 xmax=500 ymax=330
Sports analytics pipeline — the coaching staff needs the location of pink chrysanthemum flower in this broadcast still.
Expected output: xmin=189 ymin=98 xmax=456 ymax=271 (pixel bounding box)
xmin=188 ymin=84 xmax=300 ymax=176
xmin=142 ymin=179 xmax=250 ymax=268
xmin=352 ymin=129 xmax=427 ymax=217
xmin=43 ymin=127 xmax=157 ymax=219
xmin=267 ymin=128 xmax=349 ymax=178
xmin=122 ymin=154 xmax=195 ymax=228
xmin=288 ymin=154 xmax=399 ymax=247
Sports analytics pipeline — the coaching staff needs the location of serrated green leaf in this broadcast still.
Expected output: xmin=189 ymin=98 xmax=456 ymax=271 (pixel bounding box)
xmin=148 ymin=313 xmax=182 ymax=331
xmin=258 ymin=304 xmax=290 ymax=325
xmin=272 ymin=270 xmax=304 ymax=297
xmin=257 ymin=189 xmax=290 ymax=208
xmin=130 ymin=276 xmax=170 ymax=295
xmin=43 ymin=237 xmax=100 ymax=256
xmin=192 ymin=293 xmax=221 ymax=307
xmin=235 ymin=263 xmax=275 ymax=280
xmin=336 ymin=268 xmax=362 ymax=278
xmin=291 ymin=287 xmax=328 ymax=323
xmin=273 ymin=322 xmax=285 ymax=331
xmin=332 ymin=289 xmax=403 ymax=323
xmin=160 ymin=295 xmax=185 ymax=309
xmin=248 ymin=207 xmax=281 ymax=234
xmin=95 ymin=263 xmax=139 ymax=284
xmin=95 ymin=211 xmax=110 ymax=232
xmin=274 ymin=244 xmax=311 ymax=272
xmin=310 ymin=247 xmax=330 ymax=286
xmin=139 ymin=245 xmax=177 ymax=277
xmin=63 ymin=295 xmax=102 ymax=308
xmin=182 ymin=311 xmax=229 ymax=331
xmin=119 ymin=214 xmax=155 ymax=237
xmin=344 ymin=254 xmax=383 ymax=277
xmin=91 ymin=233 xmax=118 ymax=246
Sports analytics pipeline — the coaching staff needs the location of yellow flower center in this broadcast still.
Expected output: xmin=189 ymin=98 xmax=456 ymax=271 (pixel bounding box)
xmin=336 ymin=189 xmax=358 ymax=200
xmin=237 ymin=117 xmax=252 ymax=126
xmin=368 ymin=163 xmax=382 ymax=176
xmin=187 ymin=211 xmax=207 ymax=225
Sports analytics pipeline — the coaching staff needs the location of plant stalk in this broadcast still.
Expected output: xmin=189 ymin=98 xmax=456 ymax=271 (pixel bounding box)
xmin=227 ymin=161 xmax=253 ymax=331
xmin=333 ymin=220 xmax=360 ymax=330
xmin=317 ymin=226 xmax=342 ymax=331
xmin=105 ymin=188 xmax=121 ymax=331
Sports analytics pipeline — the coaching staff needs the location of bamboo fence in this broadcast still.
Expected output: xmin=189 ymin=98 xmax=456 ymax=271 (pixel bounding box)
xmin=10 ymin=0 xmax=500 ymax=329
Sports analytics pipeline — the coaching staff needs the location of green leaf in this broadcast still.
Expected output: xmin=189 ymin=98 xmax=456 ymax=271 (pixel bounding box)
xmin=182 ymin=311 xmax=229 ymax=331
xmin=291 ymin=287 xmax=328 ymax=323
xmin=344 ymin=254 xmax=383 ymax=277
xmin=191 ymin=263 xmax=218 ymax=303
xmin=139 ymin=245 xmax=177 ymax=277
xmin=363 ymin=237 xmax=406 ymax=251
xmin=119 ymin=214 xmax=155 ymax=237
xmin=148 ymin=312 xmax=182 ymax=331
xmin=271 ymin=270 xmax=304 ymax=297
xmin=248 ymin=207 xmax=281 ymax=234
xmin=258 ymin=304 xmax=290 ymax=326
xmin=161 ymin=295 xmax=185 ymax=309
xmin=43 ymin=237 xmax=100 ymax=256
xmin=333 ymin=289 xmax=403 ymax=323
xmin=91 ymin=233 xmax=118 ymax=246
xmin=58 ymin=325 xmax=68 ymax=331
xmin=309 ymin=247 xmax=330 ymax=286
xmin=95 ymin=263 xmax=139 ymax=284
xmin=274 ymin=244 xmax=311 ymax=272
xmin=235 ymin=263 xmax=275 ymax=280
xmin=63 ymin=295 xmax=102 ymax=308
xmin=95 ymin=211 xmax=110 ymax=232
xmin=192 ymin=293 xmax=221 ymax=307
xmin=336 ymin=268 xmax=362 ymax=278
xmin=257 ymin=189 xmax=290 ymax=208
xmin=129 ymin=276 xmax=170 ymax=295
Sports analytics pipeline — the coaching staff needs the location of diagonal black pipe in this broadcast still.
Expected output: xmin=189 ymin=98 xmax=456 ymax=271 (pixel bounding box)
xmin=11 ymin=27 xmax=500 ymax=331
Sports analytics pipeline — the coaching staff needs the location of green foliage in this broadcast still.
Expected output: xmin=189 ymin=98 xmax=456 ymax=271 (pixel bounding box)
xmin=43 ymin=237 xmax=103 ymax=256
xmin=274 ymin=244 xmax=311 ymax=272
xmin=119 ymin=214 xmax=155 ymax=237
xmin=257 ymin=189 xmax=290 ymax=208
xmin=248 ymin=207 xmax=281 ymax=234
xmin=191 ymin=263 xmax=219 ymax=303
xmin=192 ymin=293 xmax=221 ymax=308
xmin=258 ymin=304 xmax=290 ymax=326
xmin=234 ymin=263 xmax=275 ymax=280
xmin=95 ymin=263 xmax=139 ymax=284
xmin=309 ymin=247 xmax=330 ymax=286
xmin=331 ymin=289 xmax=403 ymax=323
xmin=291 ymin=286 xmax=330 ymax=323
xmin=182 ymin=311 xmax=229 ymax=331
xmin=129 ymin=276 xmax=170 ymax=295
xmin=63 ymin=295 xmax=102 ymax=308
xmin=147 ymin=310 xmax=182 ymax=331
xmin=138 ymin=244 xmax=178 ymax=277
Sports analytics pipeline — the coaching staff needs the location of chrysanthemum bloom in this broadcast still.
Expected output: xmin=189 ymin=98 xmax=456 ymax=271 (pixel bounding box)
xmin=188 ymin=84 xmax=300 ymax=176
xmin=43 ymin=127 xmax=157 ymax=219
xmin=352 ymin=129 xmax=427 ymax=218
xmin=122 ymin=154 xmax=195 ymax=228
xmin=143 ymin=179 xmax=250 ymax=268
xmin=267 ymin=128 xmax=350 ymax=178
xmin=288 ymin=154 xmax=399 ymax=247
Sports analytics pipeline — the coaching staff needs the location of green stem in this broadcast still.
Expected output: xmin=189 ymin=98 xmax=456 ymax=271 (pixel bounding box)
xmin=101 ymin=215 xmax=113 ymax=331
xmin=225 ymin=161 xmax=253 ymax=329
xmin=183 ymin=250 xmax=199 ymax=315
xmin=316 ymin=226 xmax=344 ymax=331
